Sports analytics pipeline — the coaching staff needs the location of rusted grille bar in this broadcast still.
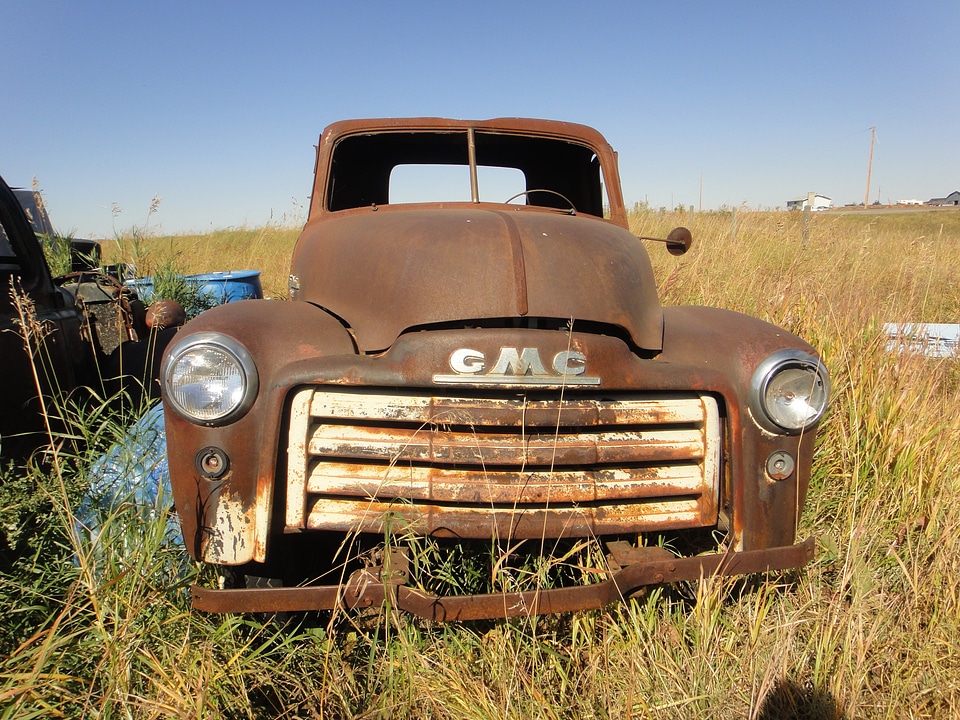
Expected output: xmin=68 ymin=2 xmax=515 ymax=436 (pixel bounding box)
xmin=286 ymin=388 xmax=720 ymax=538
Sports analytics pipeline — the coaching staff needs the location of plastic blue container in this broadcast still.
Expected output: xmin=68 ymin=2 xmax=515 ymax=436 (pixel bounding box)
xmin=125 ymin=270 xmax=263 ymax=305
xmin=191 ymin=270 xmax=264 ymax=304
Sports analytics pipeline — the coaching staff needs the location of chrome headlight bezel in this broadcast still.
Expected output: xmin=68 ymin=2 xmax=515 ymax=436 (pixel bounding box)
xmin=161 ymin=332 xmax=259 ymax=426
xmin=749 ymin=349 xmax=829 ymax=435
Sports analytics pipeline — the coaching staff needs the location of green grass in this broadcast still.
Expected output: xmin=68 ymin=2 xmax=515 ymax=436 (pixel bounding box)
xmin=2 ymin=208 xmax=960 ymax=717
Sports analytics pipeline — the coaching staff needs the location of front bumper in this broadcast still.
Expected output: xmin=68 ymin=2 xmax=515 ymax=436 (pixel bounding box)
xmin=191 ymin=536 xmax=814 ymax=621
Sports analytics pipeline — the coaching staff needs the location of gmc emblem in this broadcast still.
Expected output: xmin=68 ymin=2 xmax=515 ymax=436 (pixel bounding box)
xmin=433 ymin=347 xmax=601 ymax=386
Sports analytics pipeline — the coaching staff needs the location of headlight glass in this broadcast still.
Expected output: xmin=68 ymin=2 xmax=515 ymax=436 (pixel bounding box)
xmin=162 ymin=333 xmax=258 ymax=425
xmin=750 ymin=350 xmax=829 ymax=434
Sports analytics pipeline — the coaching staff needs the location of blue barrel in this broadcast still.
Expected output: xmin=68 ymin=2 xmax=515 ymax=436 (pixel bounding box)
xmin=190 ymin=271 xmax=264 ymax=304
xmin=125 ymin=270 xmax=263 ymax=305
xmin=123 ymin=277 xmax=158 ymax=302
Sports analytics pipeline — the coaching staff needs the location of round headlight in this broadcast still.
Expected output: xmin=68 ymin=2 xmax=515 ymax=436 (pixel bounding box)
xmin=162 ymin=333 xmax=258 ymax=425
xmin=749 ymin=350 xmax=829 ymax=435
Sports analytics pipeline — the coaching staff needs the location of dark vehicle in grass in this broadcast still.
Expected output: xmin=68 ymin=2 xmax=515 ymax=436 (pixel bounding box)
xmin=161 ymin=118 xmax=829 ymax=620
xmin=0 ymin=176 xmax=176 ymax=461
xmin=0 ymin=176 xmax=107 ymax=460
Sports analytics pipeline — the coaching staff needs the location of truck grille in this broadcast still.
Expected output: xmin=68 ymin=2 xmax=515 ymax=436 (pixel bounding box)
xmin=285 ymin=388 xmax=721 ymax=539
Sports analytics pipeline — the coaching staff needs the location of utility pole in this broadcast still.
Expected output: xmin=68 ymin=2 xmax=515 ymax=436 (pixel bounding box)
xmin=864 ymin=126 xmax=876 ymax=207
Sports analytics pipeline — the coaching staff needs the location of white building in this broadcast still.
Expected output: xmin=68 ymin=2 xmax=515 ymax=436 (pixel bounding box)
xmin=786 ymin=193 xmax=832 ymax=211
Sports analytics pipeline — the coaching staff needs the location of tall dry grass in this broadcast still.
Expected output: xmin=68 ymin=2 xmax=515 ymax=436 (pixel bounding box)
xmin=1 ymin=208 xmax=959 ymax=717
xmin=100 ymin=225 xmax=300 ymax=300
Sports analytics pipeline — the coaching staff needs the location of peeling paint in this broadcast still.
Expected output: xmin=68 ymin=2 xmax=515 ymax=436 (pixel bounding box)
xmin=202 ymin=489 xmax=256 ymax=565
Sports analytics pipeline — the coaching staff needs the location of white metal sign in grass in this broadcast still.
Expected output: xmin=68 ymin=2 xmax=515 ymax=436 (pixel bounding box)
xmin=885 ymin=323 xmax=960 ymax=358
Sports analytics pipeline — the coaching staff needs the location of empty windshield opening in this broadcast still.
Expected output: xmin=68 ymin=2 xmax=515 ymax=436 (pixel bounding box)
xmin=327 ymin=129 xmax=606 ymax=216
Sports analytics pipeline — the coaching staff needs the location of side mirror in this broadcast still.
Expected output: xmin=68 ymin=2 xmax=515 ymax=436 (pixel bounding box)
xmin=637 ymin=226 xmax=693 ymax=256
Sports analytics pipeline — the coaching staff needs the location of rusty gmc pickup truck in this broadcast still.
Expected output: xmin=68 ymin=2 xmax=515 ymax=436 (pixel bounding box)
xmin=161 ymin=118 xmax=829 ymax=620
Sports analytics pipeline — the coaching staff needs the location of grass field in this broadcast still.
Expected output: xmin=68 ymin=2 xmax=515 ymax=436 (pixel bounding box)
xmin=2 ymin=208 xmax=959 ymax=718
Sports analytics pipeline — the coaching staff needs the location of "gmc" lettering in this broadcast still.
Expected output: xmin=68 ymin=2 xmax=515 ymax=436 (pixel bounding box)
xmin=434 ymin=347 xmax=601 ymax=386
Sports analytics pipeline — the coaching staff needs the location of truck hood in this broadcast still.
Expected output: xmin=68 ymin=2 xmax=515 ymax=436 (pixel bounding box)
xmin=291 ymin=207 xmax=663 ymax=353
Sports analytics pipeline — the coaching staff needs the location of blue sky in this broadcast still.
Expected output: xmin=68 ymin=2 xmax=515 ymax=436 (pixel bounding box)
xmin=2 ymin=1 xmax=957 ymax=238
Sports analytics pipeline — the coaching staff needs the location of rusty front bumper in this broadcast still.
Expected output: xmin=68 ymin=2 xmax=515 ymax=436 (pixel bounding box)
xmin=191 ymin=536 xmax=814 ymax=621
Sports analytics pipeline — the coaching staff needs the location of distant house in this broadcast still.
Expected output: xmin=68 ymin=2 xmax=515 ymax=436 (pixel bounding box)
xmin=786 ymin=193 xmax=831 ymax=211
xmin=927 ymin=191 xmax=960 ymax=206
